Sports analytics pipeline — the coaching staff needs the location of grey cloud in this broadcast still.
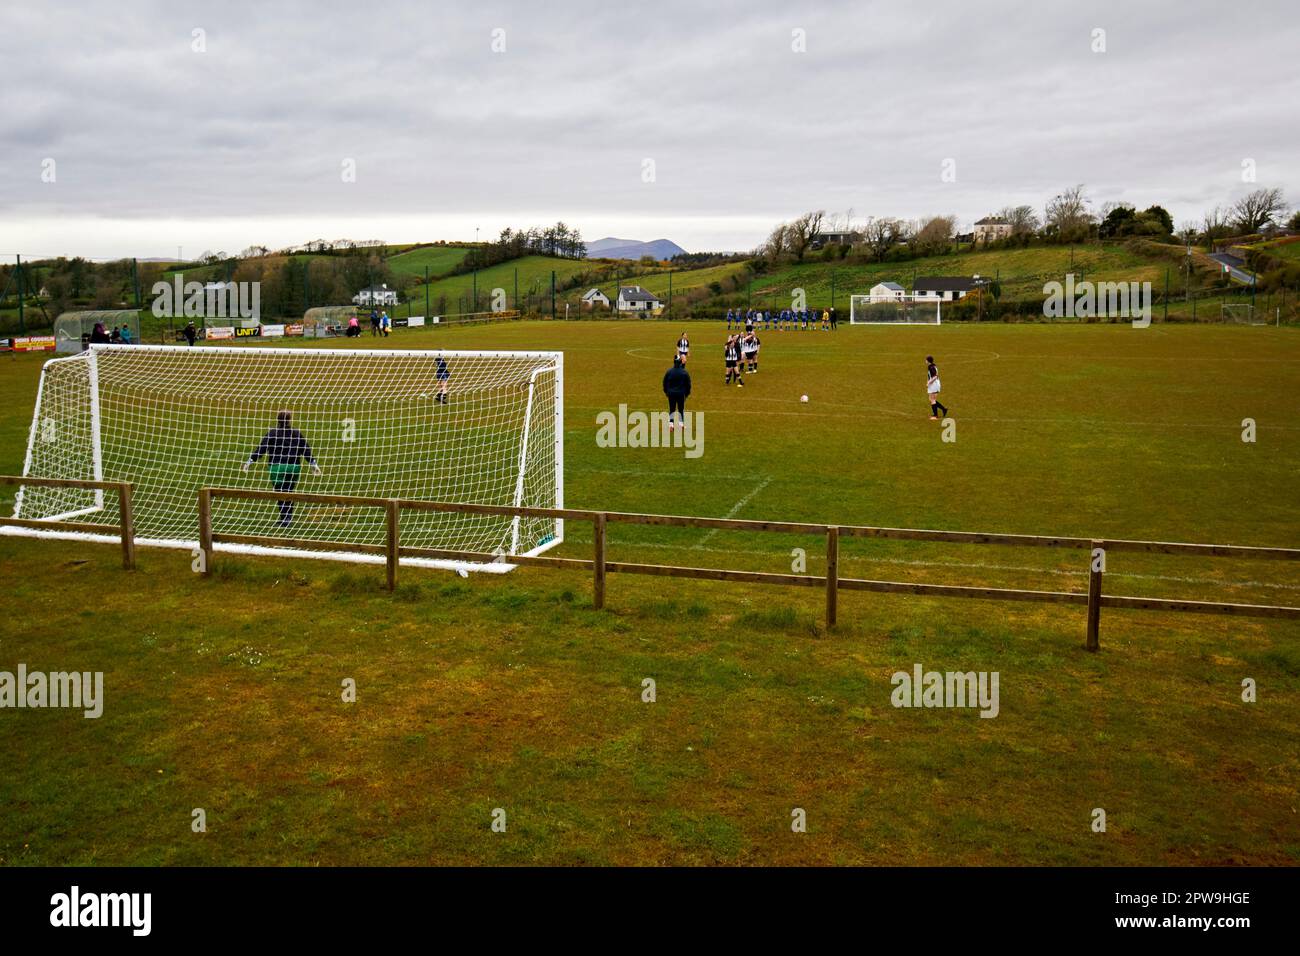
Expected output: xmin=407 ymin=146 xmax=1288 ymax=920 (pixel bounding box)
xmin=0 ymin=0 xmax=1295 ymax=255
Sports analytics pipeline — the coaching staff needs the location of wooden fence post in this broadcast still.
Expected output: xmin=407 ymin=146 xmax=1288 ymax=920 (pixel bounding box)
xmin=117 ymin=482 xmax=135 ymax=570
xmin=1086 ymin=541 xmax=1104 ymax=651
xmin=385 ymin=499 xmax=399 ymax=591
xmin=198 ymin=488 xmax=213 ymax=577
xmin=826 ymin=525 xmax=839 ymax=629
xmin=593 ymin=512 xmax=607 ymax=609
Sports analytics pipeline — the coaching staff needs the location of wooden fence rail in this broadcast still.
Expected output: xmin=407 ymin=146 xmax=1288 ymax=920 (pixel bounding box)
xmin=196 ymin=488 xmax=1300 ymax=651
xmin=0 ymin=475 xmax=135 ymax=569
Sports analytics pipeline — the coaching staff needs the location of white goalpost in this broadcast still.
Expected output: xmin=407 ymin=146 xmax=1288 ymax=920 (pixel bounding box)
xmin=1221 ymin=303 xmax=1265 ymax=326
xmin=7 ymin=344 xmax=564 ymax=573
xmin=850 ymin=294 xmax=942 ymax=325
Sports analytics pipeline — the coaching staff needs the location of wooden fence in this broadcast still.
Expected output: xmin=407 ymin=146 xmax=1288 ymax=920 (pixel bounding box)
xmin=196 ymin=487 xmax=1300 ymax=651
xmin=0 ymin=475 xmax=135 ymax=569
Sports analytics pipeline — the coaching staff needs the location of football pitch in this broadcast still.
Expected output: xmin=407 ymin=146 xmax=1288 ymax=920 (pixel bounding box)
xmin=0 ymin=320 xmax=1297 ymax=865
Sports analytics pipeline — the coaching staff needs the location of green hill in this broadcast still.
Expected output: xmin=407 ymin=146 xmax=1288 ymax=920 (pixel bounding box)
xmin=386 ymin=245 xmax=472 ymax=279
xmin=580 ymin=262 xmax=749 ymax=304
xmin=409 ymin=255 xmax=597 ymax=313
xmin=749 ymin=243 xmax=1180 ymax=307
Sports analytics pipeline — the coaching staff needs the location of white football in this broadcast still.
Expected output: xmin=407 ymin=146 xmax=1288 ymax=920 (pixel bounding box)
xmin=800 ymin=394 xmax=809 ymax=403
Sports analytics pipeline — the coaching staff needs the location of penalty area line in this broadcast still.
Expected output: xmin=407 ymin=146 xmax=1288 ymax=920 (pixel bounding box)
xmin=693 ymin=477 xmax=772 ymax=549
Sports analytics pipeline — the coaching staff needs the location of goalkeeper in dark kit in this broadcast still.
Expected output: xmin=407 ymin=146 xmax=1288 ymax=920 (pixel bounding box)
xmin=242 ymin=410 xmax=322 ymax=526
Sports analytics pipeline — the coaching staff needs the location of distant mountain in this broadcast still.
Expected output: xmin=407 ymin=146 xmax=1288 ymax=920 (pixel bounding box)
xmin=585 ymin=237 xmax=687 ymax=261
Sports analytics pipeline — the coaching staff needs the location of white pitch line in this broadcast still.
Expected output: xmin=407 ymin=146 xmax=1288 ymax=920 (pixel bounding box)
xmin=694 ymin=477 xmax=772 ymax=549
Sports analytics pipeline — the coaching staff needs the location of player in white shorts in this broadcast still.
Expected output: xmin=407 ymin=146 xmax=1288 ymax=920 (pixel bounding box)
xmin=926 ymin=355 xmax=949 ymax=420
xmin=743 ymin=331 xmax=760 ymax=373
xmin=676 ymin=331 xmax=690 ymax=364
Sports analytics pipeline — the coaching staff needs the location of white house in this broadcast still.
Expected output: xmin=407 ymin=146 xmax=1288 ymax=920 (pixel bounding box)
xmin=581 ymin=288 xmax=610 ymax=308
xmin=973 ymin=216 xmax=1013 ymax=244
xmin=868 ymin=281 xmax=905 ymax=302
xmin=616 ymin=285 xmax=662 ymax=312
xmin=352 ymin=283 xmax=399 ymax=307
xmin=913 ymin=276 xmax=986 ymax=301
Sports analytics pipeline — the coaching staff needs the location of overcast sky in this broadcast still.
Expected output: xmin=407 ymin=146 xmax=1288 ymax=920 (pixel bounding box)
xmin=1 ymin=0 xmax=1296 ymax=259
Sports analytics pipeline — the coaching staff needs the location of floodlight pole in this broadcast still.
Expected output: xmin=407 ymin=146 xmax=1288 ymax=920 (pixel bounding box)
xmin=16 ymin=255 xmax=24 ymax=333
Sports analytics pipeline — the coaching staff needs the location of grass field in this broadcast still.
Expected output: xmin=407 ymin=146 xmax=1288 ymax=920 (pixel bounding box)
xmin=1 ymin=321 xmax=1297 ymax=865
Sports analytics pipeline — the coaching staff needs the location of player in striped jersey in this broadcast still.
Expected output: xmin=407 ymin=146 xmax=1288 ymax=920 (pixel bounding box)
xmin=724 ymin=335 xmax=744 ymax=387
xmin=742 ymin=330 xmax=760 ymax=373
xmin=676 ymin=331 xmax=690 ymax=364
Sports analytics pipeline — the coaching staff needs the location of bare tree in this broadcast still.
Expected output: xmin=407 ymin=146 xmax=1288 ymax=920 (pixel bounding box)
xmin=785 ymin=210 xmax=826 ymax=261
xmin=1043 ymin=185 xmax=1094 ymax=242
xmin=998 ymin=205 xmax=1040 ymax=238
xmin=1231 ymin=187 xmax=1287 ymax=232
xmin=761 ymin=221 xmax=790 ymax=261
xmin=860 ymin=217 xmax=905 ymax=261
xmin=1200 ymin=205 xmax=1232 ymax=244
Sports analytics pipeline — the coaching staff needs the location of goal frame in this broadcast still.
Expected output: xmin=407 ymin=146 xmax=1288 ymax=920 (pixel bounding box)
xmin=1221 ymin=303 xmax=1264 ymax=326
xmin=8 ymin=343 xmax=565 ymax=574
xmin=849 ymin=294 xmax=943 ymax=325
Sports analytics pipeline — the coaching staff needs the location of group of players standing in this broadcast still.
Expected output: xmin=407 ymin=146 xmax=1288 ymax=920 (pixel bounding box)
xmin=726 ymin=307 xmax=836 ymax=332
xmin=669 ymin=313 xmax=949 ymax=420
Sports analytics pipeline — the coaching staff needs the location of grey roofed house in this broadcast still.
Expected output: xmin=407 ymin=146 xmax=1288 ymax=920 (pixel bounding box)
xmin=809 ymin=230 xmax=859 ymax=250
xmin=974 ymin=216 xmax=1009 ymax=225
xmin=876 ymin=281 xmax=904 ymax=292
xmin=913 ymin=276 xmax=985 ymax=300
xmin=616 ymin=285 xmax=662 ymax=310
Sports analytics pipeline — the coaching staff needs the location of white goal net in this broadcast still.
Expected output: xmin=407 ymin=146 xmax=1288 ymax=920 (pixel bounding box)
xmin=850 ymin=294 xmax=942 ymax=325
xmin=1221 ymin=303 xmax=1264 ymax=326
xmin=8 ymin=344 xmax=563 ymax=572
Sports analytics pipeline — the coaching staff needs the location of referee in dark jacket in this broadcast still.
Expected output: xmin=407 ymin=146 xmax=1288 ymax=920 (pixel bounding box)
xmin=663 ymin=356 xmax=691 ymax=431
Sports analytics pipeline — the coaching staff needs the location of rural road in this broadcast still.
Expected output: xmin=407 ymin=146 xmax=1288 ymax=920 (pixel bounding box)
xmin=1207 ymin=251 xmax=1257 ymax=285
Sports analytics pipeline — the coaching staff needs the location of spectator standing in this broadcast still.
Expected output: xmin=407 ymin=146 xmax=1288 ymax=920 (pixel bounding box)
xmin=663 ymin=356 xmax=692 ymax=430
